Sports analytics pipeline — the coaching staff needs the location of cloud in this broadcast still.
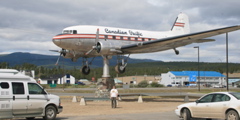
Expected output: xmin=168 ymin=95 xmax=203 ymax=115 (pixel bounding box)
xmin=0 ymin=0 xmax=239 ymax=63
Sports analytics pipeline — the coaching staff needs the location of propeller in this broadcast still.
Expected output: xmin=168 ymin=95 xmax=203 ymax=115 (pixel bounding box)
xmin=85 ymin=28 xmax=100 ymax=55
xmin=50 ymin=48 xmax=66 ymax=65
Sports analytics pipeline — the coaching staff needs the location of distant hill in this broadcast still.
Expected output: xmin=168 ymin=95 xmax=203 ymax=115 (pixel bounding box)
xmin=0 ymin=52 xmax=159 ymax=68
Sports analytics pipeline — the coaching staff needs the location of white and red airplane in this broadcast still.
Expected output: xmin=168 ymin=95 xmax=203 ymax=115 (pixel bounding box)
xmin=52 ymin=13 xmax=240 ymax=77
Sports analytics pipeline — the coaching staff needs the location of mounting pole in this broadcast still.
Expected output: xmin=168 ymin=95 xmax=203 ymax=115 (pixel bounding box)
xmin=102 ymin=56 xmax=111 ymax=78
xmin=100 ymin=56 xmax=115 ymax=91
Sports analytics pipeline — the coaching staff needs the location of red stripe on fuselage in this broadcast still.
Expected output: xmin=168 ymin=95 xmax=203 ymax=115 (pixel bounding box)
xmin=53 ymin=34 xmax=156 ymax=42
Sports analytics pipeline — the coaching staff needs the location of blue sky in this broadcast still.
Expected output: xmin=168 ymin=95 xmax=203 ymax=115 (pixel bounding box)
xmin=0 ymin=0 xmax=239 ymax=63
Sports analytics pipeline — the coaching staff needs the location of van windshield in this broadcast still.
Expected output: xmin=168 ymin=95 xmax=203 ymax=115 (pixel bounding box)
xmin=28 ymin=83 xmax=46 ymax=94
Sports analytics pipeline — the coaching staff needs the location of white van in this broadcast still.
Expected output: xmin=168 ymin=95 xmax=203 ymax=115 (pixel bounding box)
xmin=0 ymin=69 xmax=63 ymax=120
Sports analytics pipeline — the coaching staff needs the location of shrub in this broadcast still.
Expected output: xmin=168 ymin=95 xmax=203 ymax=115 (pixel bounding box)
xmin=138 ymin=80 xmax=149 ymax=88
xmin=151 ymin=82 xmax=164 ymax=87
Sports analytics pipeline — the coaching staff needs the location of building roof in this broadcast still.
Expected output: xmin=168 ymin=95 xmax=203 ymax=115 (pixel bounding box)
xmin=114 ymin=78 xmax=123 ymax=84
xmin=170 ymin=71 xmax=225 ymax=77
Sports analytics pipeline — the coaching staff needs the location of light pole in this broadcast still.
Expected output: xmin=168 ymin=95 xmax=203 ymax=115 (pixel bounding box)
xmin=194 ymin=46 xmax=200 ymax=91
xmin=226 ymin=33 xmax=229 ymax=91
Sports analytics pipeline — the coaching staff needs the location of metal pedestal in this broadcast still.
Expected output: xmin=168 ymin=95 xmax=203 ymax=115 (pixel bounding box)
xmin=96 ymin=56 xmax=115 ymax=97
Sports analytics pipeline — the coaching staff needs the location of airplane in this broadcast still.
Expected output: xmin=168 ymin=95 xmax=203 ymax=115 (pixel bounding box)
xmin=52 ymin=13 xmax=240 ymax=78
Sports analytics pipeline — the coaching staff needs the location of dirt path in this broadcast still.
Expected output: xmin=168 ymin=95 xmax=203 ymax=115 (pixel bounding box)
xmin=58 ymin=98 xmax=184 ymax=117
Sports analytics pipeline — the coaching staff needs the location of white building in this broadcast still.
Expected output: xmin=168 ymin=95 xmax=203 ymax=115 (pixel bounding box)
xmin=161 ymin=71 xmax=225 ymax=87
xmin=38 ymin=74 xmax=75 ymax=84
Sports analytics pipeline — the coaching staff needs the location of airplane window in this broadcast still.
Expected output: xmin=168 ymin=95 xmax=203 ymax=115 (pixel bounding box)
xmin=128 ymin=37 xmax=131 ymax=40
xmin=135 ymin=38 xmax=138 ymax=41
xmin=63 ymin=30 xmax=73 ymax=34
xmin=148 ymin=38 xmax=151 ymax=41
xmin=105 ymin=35 xmax=108 ymax=39
xmin=120 ymin=36 xmax=123 ymax=40
xmin=142 ymin=38 xmax=144 ymax=41
xmin=63 ymin=30 xmax=69 ymax=34
xmin=112 ymin=36 xmax=116 ymax=39
xmin=73 ymin=30 xmax=77 ymax=34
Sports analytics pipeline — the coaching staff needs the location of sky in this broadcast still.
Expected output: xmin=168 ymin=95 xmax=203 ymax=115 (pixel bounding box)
xmin=0 ymin=0 xmax=239 ymax=63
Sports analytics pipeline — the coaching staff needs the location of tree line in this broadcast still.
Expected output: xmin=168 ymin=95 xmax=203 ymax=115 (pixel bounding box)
xmin=0 ymin=61 xmax=240 ymax=80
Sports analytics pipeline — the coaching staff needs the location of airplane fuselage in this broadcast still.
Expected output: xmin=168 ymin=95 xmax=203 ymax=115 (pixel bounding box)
xmin=52 ymin=25 xmax=177 ymax=59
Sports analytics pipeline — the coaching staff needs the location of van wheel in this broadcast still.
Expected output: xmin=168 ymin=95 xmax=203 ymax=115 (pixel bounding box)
xmin=226 ymin=110 xmax=239 ymax=120
xmin=26 ymin=117 xmax=35 ymax=120
xmin=43 ymin=106 xmax=57 ymax=120
xmin=182 ymin=109 xmax=191 ymax=120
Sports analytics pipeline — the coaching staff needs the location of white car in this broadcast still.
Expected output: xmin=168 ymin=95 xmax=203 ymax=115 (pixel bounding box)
xmin=175 ymin=92 xmax=240 ymax=120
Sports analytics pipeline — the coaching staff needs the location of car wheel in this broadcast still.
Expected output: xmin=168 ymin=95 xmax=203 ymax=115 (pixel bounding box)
xmin=182 ymin=109 xmax=191 ymax=120
xmin=43 ymin=106 xmax=57 ymax=120
xmin=226 ymin=110 xmax=239 ymax=120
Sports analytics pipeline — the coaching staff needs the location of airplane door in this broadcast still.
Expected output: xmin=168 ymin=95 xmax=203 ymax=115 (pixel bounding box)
xmin=0 ymin=82 xmax=12 ymax=119
xmin=12 ymin=82 xmax=28 ymax=115
xmin=27 ymin=83 xmax=48 ymax=114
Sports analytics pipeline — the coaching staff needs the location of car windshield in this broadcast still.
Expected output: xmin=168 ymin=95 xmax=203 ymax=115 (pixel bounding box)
xmin=230 ymin=92 xmax=240 ymax=100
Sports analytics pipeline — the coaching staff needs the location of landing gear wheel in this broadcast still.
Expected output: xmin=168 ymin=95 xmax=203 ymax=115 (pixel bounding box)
xmin=43 ymin=106 xmax=57 ymax=120
xmin=182 ymin=109 xmax=191 ymax=120
xmin=226 ymin=110 xmax=239 ymax=120
xmin=81 ymin=65 xmax=90 ymax=75
xmin=115 ymin=63 xmax=125 ymax=74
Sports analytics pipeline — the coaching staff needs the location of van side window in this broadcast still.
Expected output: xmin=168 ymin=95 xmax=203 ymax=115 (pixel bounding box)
xmin=28 ymin=83 xmax=46 ymax=94
xmin=12 ymin=82 xmax=24 ymax=94
xmin=0 ymin=82 xmax=9 ymax=89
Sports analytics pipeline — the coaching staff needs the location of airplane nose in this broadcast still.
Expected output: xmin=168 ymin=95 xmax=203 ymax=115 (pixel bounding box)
xmin=52 ymin=39 xmax=61 ymax=46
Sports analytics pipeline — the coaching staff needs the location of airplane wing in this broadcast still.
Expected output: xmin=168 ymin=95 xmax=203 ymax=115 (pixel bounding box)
xmin=121 ymin=25 xmax=240 ymax=54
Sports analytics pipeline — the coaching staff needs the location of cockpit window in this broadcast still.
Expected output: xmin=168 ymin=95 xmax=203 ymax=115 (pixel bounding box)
xmin=73 ymin=30 xmax=77 ymax=34
xmin=63 ymin=30 xmax=77 ymax=34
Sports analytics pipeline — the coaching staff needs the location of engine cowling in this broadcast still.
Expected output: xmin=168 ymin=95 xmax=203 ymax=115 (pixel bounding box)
xmin=96 ymin=41 xmax=121 ymax=55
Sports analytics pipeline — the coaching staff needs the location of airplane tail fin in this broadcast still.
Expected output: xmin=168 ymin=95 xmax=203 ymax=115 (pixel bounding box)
xmin=171 ymin=13 xmax=190 ymax=35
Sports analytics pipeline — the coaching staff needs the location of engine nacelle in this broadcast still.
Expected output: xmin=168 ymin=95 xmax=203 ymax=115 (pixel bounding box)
xmin=96 ymin=41 xmax=121 ymax=55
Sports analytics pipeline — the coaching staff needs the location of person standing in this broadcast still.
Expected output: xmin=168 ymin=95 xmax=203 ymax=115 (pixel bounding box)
xmin=110 ymin=86 xmax=118 ymax=108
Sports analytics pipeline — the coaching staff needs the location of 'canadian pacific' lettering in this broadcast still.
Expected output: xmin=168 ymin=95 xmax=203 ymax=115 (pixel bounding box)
xmin=105 ymin=28 xmax=143 ymax=36
xmin=105 ymin=28 xmax=127 ymax=35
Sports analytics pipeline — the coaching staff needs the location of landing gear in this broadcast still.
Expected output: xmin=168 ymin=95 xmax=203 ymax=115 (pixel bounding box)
xmin=81 ymin=65 xmax=90 ymax=75
xmin=115 ymin=63 xmax=126 ymax=74
xmin=115 ymin=54 xmax=129 ymax=74
xmin=80 ymin=57 xmax=95 ymax=75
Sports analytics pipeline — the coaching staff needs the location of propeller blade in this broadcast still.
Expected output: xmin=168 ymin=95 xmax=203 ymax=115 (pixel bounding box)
xmin=85 ymin=49 xmax=93 ymax=55
xmin=55 ymin=53 xmax=62 ymax=65
xmin=84 ymin=29 xmax=100 ymax=56
xmin=49 ymin=50 xmax=60 ymax=53
xmin=95 ymin=28 xmax=99 ymax=43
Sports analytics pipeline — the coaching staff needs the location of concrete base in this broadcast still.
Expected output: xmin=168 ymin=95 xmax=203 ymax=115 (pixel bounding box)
xmin=72 ymin=96 xmax=78 ymax=102
xmin=138 ymin=95 xmax=143 ymax=103
xmin=97 ymin=77 xmax=115 ymax=91
xmin=184 ymin=95 xmax=189 ymax=102
xmin=80 ymin=97 xmax=86 ymax=106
